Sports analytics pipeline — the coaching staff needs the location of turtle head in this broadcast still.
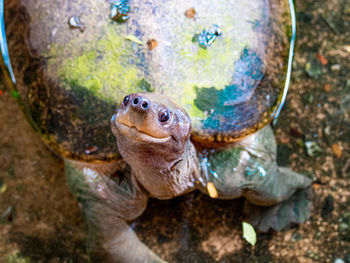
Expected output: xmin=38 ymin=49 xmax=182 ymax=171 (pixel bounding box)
xmin=111 ymin=93 xmax=191 ymax=170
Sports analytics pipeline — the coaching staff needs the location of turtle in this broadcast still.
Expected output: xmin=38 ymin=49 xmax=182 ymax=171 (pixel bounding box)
xmin=1 ymin=0 xmax=312 ymax=262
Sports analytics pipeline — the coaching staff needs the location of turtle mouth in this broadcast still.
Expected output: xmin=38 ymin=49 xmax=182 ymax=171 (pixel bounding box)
xmin=115 ymin=121 xmax=171 ymax=143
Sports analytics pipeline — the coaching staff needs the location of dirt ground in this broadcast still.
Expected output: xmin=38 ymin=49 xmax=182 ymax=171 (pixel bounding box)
xmin=1 ymin=0 xmax=350 ymax=262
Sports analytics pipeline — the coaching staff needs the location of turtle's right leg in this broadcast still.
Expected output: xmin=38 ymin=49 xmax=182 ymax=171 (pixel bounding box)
xmin=198 ymin=126 xmax=312 ymax=232
xmin=64 ymin=159 xmax=165 ymax=263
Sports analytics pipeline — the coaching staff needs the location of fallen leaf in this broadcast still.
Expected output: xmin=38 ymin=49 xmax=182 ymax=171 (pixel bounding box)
xmin=123 ymin=35 xmax=143 ymax=45
xmin=0 ymin=183 xmax=7 ymax=194
xmin=242 ymin=222 xmax=257 ymax=246
xmin=207 ymin=182 xmax=218 ymax=198
xmin=332 ymin=143 xmax=342 ymax=158
xmin=316 ymin=54 xmax=328 ymax=66
xmin=312 ymin=183 xmax=321 ymax=190
xmin=324 ymin=84 xmax=331 ymax=92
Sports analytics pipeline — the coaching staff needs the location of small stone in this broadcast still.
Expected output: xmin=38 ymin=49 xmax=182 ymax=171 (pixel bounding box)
xmin=324 ymin=126 xmax=331 ymax=136
xmin=6 ymin=166 xmax=16 ymax=179
xmin=147 ymin=39 xmax=158 ymax=50
xmin=307 ymin=250 xmax=319 ymax=260
xmin=316 ymin=113 xmax=326 ymax=120
xmin=341 ymin=94 xmax=350 ymax=112
xmin=322 ymin=194 xmax=334 ymax=218
xmin=0 ymin=206 xmax=14 ymax=223
xmin=290 ymin=125 xmax=303 ymax=138
xmin=339 ymin=213 xmax=350 ymax=242
xmin=68 ymin=16 xmax=85 ymax=32
xmin=324 ymin=84 xmax=332 ymax=92
xmin=334 ymin=259 xmax=345 ymax=263
xmin=305 ymin=141 xmax=322 ymax=157
xmin=342 ymin=160 xmax=350 ymax=178
xmin=292 ymin=232 xmax=303 ymax=241
xmin=16 ymin=184 xmax=27 ymax=192
xmin=344 ymin=45 xmax=350 ymax=53
xmin=346 ymin=79 xmax=350 ymax=88
xmin=185 ymin=7 xmax=196 ymax=19
xmin=331 ymin=64 xmax=341 ymax=71
xmin=283 ymin=231 xmax=292 ymax=241
xmin=314 ymin=231 xmax=322 ymax=239
xmin=332 ymin=143 xmax=343 ymax=158
xmin=339 ymin=222 xmax=349 ymax=232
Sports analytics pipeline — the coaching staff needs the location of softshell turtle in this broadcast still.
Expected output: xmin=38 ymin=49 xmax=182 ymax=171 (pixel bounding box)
xmin=1 ymin=0 xmax=312 ymax=262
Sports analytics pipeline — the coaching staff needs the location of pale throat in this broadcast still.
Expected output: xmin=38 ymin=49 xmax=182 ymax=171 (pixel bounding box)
xmin=131 ymin=141 xmax=200 ymax=200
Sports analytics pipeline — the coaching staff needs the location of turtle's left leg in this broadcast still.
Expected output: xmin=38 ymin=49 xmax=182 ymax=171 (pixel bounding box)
xmin=65 ymin=159 xmax=165 ymax=263
xmin=198 ymin=126 xmax=312 ymax=232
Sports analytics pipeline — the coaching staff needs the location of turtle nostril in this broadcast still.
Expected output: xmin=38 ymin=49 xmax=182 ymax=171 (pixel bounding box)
xmin=141 ymin=101 xmax=149 ymax=109
xmin=132 ymin=97 xmax=139 ymax=105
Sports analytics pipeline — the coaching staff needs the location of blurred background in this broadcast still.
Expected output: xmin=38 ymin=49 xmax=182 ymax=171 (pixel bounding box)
xmin=0 ymin=0 xmax=350 ymax=262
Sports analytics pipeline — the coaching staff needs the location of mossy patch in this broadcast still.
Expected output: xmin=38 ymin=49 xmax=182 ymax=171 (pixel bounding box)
xmin=50 ymin=26 xmax=148 ymax=104
xmin=7 ymin=251 xmax=31 ymax=263
xmin=193 ymin=49 xmax=263 ymax=131
xmin=168 ymin=15 xmax=262 ymax=123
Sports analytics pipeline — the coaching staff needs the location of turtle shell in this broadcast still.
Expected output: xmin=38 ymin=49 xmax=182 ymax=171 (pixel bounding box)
xmin=2 ymin=0 xmax=293 ymax=161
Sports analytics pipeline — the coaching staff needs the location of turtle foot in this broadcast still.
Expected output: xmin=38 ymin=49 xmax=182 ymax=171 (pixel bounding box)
xmin=64 ymin=159 xmax=166 ymax=263
xmin=244 ymin=187 xmax=312 ymax=232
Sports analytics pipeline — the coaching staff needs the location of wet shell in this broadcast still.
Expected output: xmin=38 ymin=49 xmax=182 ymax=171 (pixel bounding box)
xmin=3 ymin=0 xmax=293 ymax=160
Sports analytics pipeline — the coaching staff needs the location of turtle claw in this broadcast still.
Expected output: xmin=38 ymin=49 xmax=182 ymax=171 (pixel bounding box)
xmin=244 ymin=187 xmax=312 ymax=232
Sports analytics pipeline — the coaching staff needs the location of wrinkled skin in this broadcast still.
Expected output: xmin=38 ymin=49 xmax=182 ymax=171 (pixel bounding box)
xmin=111 ymin=93 xmax=199 ymax=199
xmin=66 ymin=92 xmax=311 ymax=262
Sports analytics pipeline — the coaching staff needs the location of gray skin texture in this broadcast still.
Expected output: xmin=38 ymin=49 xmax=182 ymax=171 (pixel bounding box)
xmin=66 ymin=92 xmax=311 ymax=262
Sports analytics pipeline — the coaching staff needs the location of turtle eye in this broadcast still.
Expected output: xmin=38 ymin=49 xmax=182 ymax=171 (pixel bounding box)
xmin=123 ymin=95 xmax=130 ymax=106
xmin=158 ymin=109 xmax=170 ymax=123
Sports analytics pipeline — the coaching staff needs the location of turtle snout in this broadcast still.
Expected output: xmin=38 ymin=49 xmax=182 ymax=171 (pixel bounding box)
xmin=129 ymin=95 xmax=150 ymax=112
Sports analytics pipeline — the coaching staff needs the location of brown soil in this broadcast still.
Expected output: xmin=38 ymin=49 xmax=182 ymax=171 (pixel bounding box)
xmin=1 ymin=0 xmax=350 ymax=262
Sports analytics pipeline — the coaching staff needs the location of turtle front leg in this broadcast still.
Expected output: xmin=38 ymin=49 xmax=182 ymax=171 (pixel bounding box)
xmin=64 ymin=159 xmax=165 ymax=263
xmin=198 ymin=126 xmax=312 ymax=231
